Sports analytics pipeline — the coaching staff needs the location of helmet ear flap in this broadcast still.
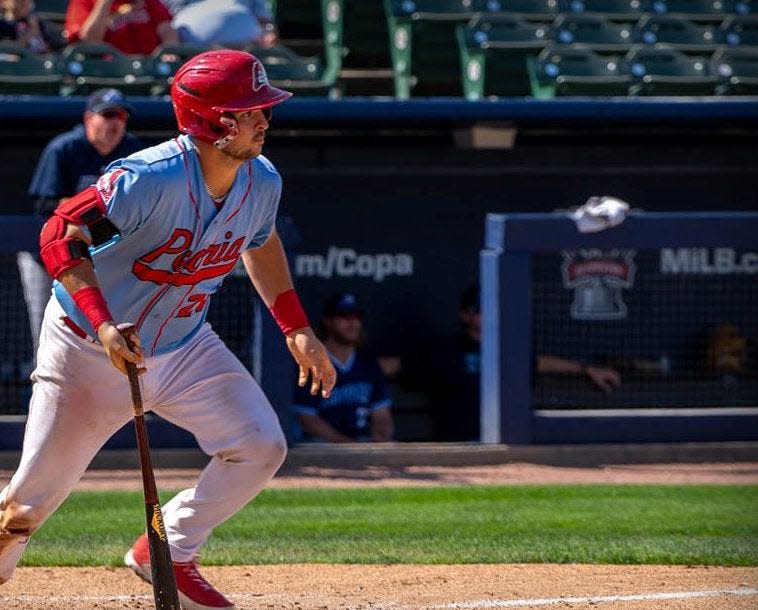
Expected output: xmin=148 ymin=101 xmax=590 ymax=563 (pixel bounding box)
xmin=214 ymin=114 xmax=239 ymax=149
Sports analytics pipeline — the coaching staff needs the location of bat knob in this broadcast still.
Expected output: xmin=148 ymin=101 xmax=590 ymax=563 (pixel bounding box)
xmin=117 ymin=322 xmax=136 ymax=335
xmin=117 ymin=323 xmax=138 ymax=351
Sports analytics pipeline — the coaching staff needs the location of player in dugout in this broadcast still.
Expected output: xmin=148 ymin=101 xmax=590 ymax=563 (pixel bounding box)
xmin=292 ymin=291 xmax=395 ymax=443
xmin=0 ymin=50 xmax=336 ymax=610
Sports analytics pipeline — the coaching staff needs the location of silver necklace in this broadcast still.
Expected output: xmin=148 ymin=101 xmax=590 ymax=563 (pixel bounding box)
xmin=203 ymin=178 xmax=229 ymax=203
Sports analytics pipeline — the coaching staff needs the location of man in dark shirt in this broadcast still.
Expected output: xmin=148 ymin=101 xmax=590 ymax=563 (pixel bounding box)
xmin=431 ymin=285 xmax=621 ymax=441
xmin=293 ymin=292 xmax=394 ymax=443
xmin=18 ymin=88 xmax=142 ymax=352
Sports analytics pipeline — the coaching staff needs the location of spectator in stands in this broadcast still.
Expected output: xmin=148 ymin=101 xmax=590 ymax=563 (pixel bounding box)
xmin=64 ymin=0 xmax=178 ymax=55
xmin=167 ymin=0 xmax=278 ymax=47
xmin=292 ymin=292 xmax=394 ymax=443
xmin=0 ymin=0 xmax=65 ymax=52
xmin=17 ymin=88 xmax=142 ymax=354
xmin=428 ymin=284 xmax=621 ymax=441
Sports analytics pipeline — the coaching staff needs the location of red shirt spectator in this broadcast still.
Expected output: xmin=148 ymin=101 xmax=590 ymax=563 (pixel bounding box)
xmin=65 ymin=0 xmax=177 ymax=55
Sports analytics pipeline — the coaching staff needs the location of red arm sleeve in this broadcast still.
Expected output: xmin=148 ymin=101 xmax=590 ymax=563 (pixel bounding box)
xmin=64 ymin=0 xmax=95 ymax=42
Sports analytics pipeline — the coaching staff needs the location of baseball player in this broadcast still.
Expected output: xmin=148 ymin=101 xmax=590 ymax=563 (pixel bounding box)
xmin=293 ymin=292 xmax=394 ymax=443
xmin=0 ymin=50 xmax=336 ymax=610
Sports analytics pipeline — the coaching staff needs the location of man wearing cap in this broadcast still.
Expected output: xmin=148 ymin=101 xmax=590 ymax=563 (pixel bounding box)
xmin=17 ymin=88 xmax=142 ymax=354
xmin=293 ymin=292 xmax=395 ymax=443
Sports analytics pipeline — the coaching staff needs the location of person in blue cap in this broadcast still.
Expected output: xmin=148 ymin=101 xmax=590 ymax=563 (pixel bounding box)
xmin=18 ymin=88 xmax=142 ymax=354
xmin=293 ymin=291 xmax=395 ymax=443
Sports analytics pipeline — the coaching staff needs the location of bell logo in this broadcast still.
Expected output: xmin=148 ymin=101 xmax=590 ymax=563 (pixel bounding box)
xmin=561 ymin=249 xmax=636 ymax=320
xmin=252 ymin=59 xmax=269 ymax=91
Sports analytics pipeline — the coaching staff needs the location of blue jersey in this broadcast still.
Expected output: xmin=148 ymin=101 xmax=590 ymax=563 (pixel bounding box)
xmin=53 ymin=134 xmax=281 ymax=356
xmin=28 ymin=124 xmax=142 ymax=216
xmin=293 ymin=351 xmax=392 ymax=440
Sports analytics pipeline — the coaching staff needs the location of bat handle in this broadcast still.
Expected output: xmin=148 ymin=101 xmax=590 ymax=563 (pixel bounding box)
xmin=117 ymin=322 xmax=142 ymax=413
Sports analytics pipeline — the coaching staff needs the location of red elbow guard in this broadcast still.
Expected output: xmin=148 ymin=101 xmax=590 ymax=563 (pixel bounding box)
xmin=39 ymin=216 xmax=92 ymax=279
xmin=54 ymin=186 xmax=118 ymax=246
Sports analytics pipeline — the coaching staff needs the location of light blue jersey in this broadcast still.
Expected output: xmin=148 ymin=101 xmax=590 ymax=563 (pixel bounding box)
xmin=54 ymin=134 xmax=281 ymax=356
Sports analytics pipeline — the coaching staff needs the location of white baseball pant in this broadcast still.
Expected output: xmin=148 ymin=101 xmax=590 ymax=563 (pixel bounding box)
xmin=0 ymin=297 xmax=287 ymax=583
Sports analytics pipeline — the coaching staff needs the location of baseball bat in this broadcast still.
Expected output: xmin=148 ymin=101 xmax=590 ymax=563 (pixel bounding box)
xmin=118 ymin=323 xmax=180 ymax=610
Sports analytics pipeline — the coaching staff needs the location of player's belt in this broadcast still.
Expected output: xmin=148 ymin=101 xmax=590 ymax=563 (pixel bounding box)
xmin=61 ymin=316 xmax=97 ymax=344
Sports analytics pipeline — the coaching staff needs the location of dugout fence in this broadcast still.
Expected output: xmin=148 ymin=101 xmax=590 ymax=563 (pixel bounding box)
xmin=480 ymin=211 xmax=758 ymax=444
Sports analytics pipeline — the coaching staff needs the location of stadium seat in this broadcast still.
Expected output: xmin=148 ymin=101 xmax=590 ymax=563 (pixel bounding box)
xmin=634 ymin=14 xmax=722 ymax=53
xmin=647 ymin=0 xmax=733 ymax=20
xmin=720 ymin=15 xmax=758 ymax=46
xmin=532 ymin=44 xmax=632 ymax=97
xmin=339 ymin=0 xmax=394 ymax=95
xmin=711 ymin=45 xmax=758 ymax=93
xmin=385 ymin=0 xmax=483 ymax=97
xmin=0 ymin=43 xmax=64 ymax=95
xmin=623 ymin=44 xmax=719 ymax=94
xmin=275 ymin=0 xmax=343 ymax=91
xmin=342 ymin=0 xmax=390 ymax=68
xmin=34 ymin=0 xmax=68 ymax=22
xmin=60 ymin=43 xmax=155 ymax=96
xmin=244 ymin=44 xmax=340 ymax=97
xmin=562 ymin=0 xmax=648 ymax=20
xmin=485 ymin=0 xmax=563 ymax=20
xmin=552 ymin=14 xmax=635 ymax=53
xmin=458 ymin=14 xmax=551 ymax=98
xmin=150 ymin=43 xmax=220 ymax=96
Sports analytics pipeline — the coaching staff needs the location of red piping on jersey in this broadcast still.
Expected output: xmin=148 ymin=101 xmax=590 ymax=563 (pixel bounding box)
xmin=137 ymin=137 xmax=205 ymax=355
xmin=151 ymin=285 xmax=194 ymax=356
xmin=175 ymin=137 xmax=202 ymax=235
xmin=224 ymin=162 xmax=253 ymax=223
xmin=134 ymin=284 xmax=171 ymax=333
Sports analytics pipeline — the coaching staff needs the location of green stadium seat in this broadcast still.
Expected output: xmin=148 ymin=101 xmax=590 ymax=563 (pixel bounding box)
xmin=720 ymin=15 xmax=758 ymax=46
xmin=623 ymin=43 xmax=718 ymax=94
xmin=33 ymin=0 xmax=69 ymax=22
xmin=385 ymin=0 xmax=480 ymax=97
xmin=552 ymin=14 xmax=635 ymax=53
xmin=634 ymin=14 xmax=722 ymax=53
xmin=0 ymin=43 xmax=63 ymax=95
xmin=711 ymin=45 xmax=758 ymax=93
xmin=458 ymin=14 xmax=551 ymax=98
xmin=150 ymin=43 xmax=220 ymax=96
xmin=274 ymin=0 xmax=343 ymax=91
xmin=244 ymin=43 xmax=340 ymax=97
xmin=532 ymin=44 xmax=632 ymax=97
xmin=60 ymin=43 xmax=155 ymax=96
xmin=562 ymin=0 xmax=648 ymax=20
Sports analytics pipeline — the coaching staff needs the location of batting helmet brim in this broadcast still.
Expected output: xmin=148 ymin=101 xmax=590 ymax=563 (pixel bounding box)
xmin=216 ymin=87 xmax=293 ymax=113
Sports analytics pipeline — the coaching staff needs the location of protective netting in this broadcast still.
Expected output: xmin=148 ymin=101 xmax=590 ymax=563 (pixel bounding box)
xmin=531 ymin=248 xmax=758 ymax=409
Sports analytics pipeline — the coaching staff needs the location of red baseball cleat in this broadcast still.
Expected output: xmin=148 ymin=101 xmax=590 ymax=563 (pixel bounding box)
xmin=124 ymin=533 xmax=235 ymax=610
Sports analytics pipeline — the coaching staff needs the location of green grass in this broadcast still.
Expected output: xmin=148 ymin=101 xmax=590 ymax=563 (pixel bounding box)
xmin=20 ymin=485 xmax=758 ymax=567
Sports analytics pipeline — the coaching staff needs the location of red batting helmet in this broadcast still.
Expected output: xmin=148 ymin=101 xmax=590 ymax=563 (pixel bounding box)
xmin=171 ymin=49 xmax=292 ymax=147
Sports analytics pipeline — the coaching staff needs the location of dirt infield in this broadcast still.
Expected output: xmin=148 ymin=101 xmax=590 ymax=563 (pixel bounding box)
xmin=1 ymin=564 xmax=756 ymax=609
xmin=1 ymin=461 xmax=757 ymax=609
